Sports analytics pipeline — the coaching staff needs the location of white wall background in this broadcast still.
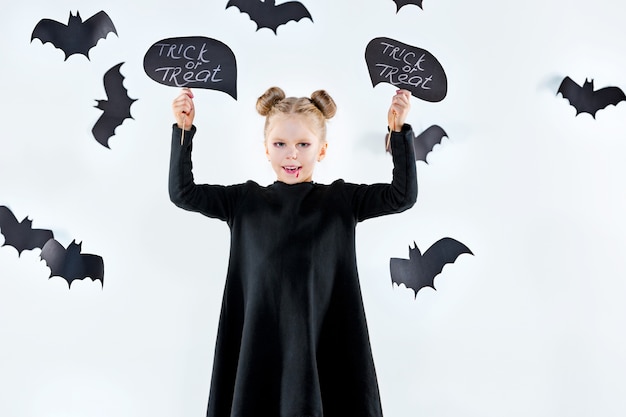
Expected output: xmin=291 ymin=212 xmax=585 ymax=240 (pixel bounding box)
xmin=2 ymin=1 xmax=626 ymax=416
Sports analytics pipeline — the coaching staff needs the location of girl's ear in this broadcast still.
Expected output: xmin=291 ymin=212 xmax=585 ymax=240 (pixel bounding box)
xmin=317 ymin=142 xmax=328 ymax=162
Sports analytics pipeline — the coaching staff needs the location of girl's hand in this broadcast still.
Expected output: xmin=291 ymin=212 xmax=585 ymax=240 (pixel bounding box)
xmin=172 ymin=88 xmax=195 ymax=130
xmin=388 ymin=89 xmax=411 ymax=132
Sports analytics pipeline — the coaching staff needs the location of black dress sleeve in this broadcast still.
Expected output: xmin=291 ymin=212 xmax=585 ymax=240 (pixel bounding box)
xmin=168 ymin=124 xmax=246 ymax=224
xmin=347 ymin=124 xmax=418 ymax=221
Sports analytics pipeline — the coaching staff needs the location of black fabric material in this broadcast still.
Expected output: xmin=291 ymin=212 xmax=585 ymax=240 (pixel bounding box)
xmin=169 ymin=124 xmax=417 ymax=417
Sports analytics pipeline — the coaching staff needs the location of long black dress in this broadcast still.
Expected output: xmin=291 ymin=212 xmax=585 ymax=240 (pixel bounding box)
xmin=169 ymin=124 xmax=417 ymax=417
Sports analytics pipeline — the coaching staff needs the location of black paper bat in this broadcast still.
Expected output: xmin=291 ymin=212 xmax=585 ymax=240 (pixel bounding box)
xmin=386 ymin=124 xmax=448 ymax=163
xmin=393 ymin=0 xmax=424 ymax=11
xmin=31 ymin=10 xmax=117 ymax=60
xmin=40 ymin=239 xmax=104 ymax=288
xmin=0 ymin=206 xmax=54 ymax=256
xmin=414 ymin=125 xmax=448 ymax=162
xmin=557 ymin=77 xmax=626 ymax=118
xmin=226 ymin=0 xmax=313 ymax=34
xmin=92 ymin=62 xmax=137 ymax=148
xmin=390 ymin=238 xmax=473 ymax=297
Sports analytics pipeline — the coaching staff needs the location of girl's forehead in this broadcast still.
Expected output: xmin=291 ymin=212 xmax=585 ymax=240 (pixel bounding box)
xmin=269 ymin=113 xmax=308 ymax=125
xmin=268 ymin=114 xmax=317 ymax=134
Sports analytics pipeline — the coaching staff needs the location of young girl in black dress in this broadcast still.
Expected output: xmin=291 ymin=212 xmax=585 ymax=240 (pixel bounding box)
xmin=170 ymin=87 xmax=417 ymax=417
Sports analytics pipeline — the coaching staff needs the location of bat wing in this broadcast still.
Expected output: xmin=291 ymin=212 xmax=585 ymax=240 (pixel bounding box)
xmin=0 ymin=206 xmax=21 ymax=252
xmin=557 ymin=76 xmax=581 ymax=102
xmin=64 ymin=242 xmax=104 ymax=288
xmin=0 ymin=206 xmax=54 ymax=255
xmin=92 ymin=114 xmax=116 ymax=148
xmin=414 ymin=125 xmax=448 ymax=163
xmin=390 ymin=251 xmax=434 ymax=298
xmin=40 ymin=238 xmax=68 ymax=279
xmin=557 ymin=76 xmax=592 ymax=116
xmin=103 ymin=63 xmax=136 ymax=112
xmin=92 ymin=63 xmax=137 ymax=148
xmin=84 ymin=10 xmax=118 ymax=43
xmin=31 ymin=18 xmax=74 ymax=59
xmin=391 ymin=257 xmax=420 ymax=297
xmin=227 ymin=0 xmax=265 ymax=30
xmin=393 ymin=0 xmax=424 ymax=12
xmin=592 ymin=86 xmax=626 ymax=114
xmin=272 ymin=1 xmax=313 ymax=31
xmin=21 ymin=228 xmax=54 ymax=254
xmin=67 ymin=10 xmax=117 ymax=59
xmin=79 ymin=254 xmax=105 ymax=287
xmin=421 ymin=237 xmax=473 ymax=286
xmin=556 ymin=76 xmax=582 ymax=97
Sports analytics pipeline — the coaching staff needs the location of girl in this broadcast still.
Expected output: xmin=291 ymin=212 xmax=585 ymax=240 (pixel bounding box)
xmin=170 ymin=87 xmax=417 ymax=417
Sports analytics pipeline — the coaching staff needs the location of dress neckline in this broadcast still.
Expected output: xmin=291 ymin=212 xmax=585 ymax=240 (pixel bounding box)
xmin=271 ymin=180 xmax=315 ymax=188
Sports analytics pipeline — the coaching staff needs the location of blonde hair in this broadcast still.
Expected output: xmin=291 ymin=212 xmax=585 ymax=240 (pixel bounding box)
xmin=256 ymin=86 xmax=337 ymax=142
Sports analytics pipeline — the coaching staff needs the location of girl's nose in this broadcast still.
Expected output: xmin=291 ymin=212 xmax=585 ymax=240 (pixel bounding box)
xmin=288 ymin=147 xmax=298 ymax=159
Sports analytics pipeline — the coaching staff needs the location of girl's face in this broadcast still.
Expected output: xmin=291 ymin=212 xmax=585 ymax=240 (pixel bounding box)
xmin=265 ymin=114 xmax=327 ymax=184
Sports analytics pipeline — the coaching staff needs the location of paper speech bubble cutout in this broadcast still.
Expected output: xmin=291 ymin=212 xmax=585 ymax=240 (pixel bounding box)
xmin=365 ymin=37 xmax=447 ymax=102
xmin=143 ymin=36 xmax=237 ymax=99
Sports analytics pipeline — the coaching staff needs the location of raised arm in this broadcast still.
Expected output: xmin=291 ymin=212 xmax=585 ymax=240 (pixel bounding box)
xmin=349 ymin=90 xmax=417 ymax=221
xmin=168 ymin=89 xmax=244 ymax=223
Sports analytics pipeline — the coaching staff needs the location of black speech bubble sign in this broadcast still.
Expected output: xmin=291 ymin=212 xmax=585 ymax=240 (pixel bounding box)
xmin=143 ymin=36 xmax=237 ymax=99
xmin=365 ymin=37 xmax=447 ymax=102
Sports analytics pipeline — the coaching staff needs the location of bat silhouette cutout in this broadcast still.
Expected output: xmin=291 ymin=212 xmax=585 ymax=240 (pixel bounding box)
xmin=40 ymin=239 xmax=104 ymax=288
xmin=557 ymin=77 xmax=626 ymax=118
xmin=393 ymin=0 xmax=424 ymax=11
xmin=390 ymin=238 xmax=473 ymax=297
xmin=415 ymin=125 xmax=448 ymax=162
xmin=386 ymin=124 xmax=448 ymax=163
xmin=226 ymin=0 xmax=313 ymax=34
xmin=92 ymin=62 xmax=137 ymax=148
xmin=31 ymin=10 xmax=117 ymax=60
xmin=0 ymin=206 xmax=54 ymax=256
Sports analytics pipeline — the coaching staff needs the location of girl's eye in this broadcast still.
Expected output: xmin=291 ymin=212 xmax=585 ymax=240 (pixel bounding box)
xmin=297 ymin=143 xmax=310 ymax=148
xmin=273 ymin=142 xmax=285 ymax=148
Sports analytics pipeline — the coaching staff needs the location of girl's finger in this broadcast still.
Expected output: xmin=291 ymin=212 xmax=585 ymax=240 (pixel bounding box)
xmin=182 ymin=87 xmax=194 ymax=98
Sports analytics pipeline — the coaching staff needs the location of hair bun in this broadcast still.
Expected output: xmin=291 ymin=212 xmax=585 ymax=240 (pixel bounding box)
xmin=310 ymin=90 xmax=337 ymax=119
xmin=256 ymin=86 xmax=286 ymax=116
